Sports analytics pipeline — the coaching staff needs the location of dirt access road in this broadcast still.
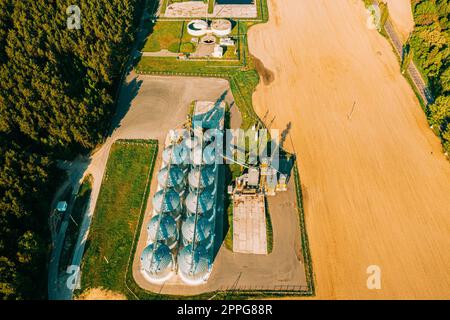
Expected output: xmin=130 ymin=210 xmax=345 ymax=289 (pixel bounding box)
xmin=248 ymin=0 xmax=450 ymax=299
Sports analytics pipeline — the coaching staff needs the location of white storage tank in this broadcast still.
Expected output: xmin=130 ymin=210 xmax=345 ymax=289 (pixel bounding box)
xmin=211 ymin=19 xmax=232 ymax=37
xmin=181 ymin=216 xmax=213 ymax=249
xmin=188 ymin=165 xmax=215 ymax=192
xmin=162 ymin=144 xmax=189 ymax=167
xmin=190 ymin=145 xmax=216 ymax=166
xmin=185 ymin=189 xmax=215 ymax=220
xmin=157 ymin=166 xmax=186 ymax=192
xmin=152 ymin=189 xmax=182 ymax=220
xmin=140 ymin=242 xmax=174 ymax=283
xmin=187 ymin=20 xmax=208 ymax=37
xmin=147 ymin=214 xmax=179 ymax=249
xmin=177 ymin=243 xmax=210 ymax=285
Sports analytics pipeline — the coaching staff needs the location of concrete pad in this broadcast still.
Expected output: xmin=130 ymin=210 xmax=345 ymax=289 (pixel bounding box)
xmin=232 ymin=194 xmax=267 ymax=255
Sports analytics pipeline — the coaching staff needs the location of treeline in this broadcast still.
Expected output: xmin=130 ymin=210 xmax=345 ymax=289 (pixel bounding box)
xmin=409 ymin=0 xmax=450 ymax=152
xmin=0 ymin=0 xmax=145 ymax=299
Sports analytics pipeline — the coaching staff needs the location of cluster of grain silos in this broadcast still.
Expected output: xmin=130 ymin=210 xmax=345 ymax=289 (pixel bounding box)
xmin=140 ymin=102 xmax=224 ymax=285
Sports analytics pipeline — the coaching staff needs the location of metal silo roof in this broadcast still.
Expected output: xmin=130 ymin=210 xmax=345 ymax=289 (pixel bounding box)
xmin=178 ymin=244 xmax=209 ymax=282
xmin=185 ymin=189 xmax=214 ymax=215
xmin=188 ymin=165 xmax=215 ymax=190
xmin=181 ymin=216 xmax=212 ymax=244
xmin=140 ymin=242 xmax=173 ymax=278
xmin=147 ymin=214 xmax=178 ymax=243
xmin=152 ymin=188 xmax=181 ymax=214
xmin=157 ymin=166 xmax=186 ymax=189
xmin=163 ymin=144 xmax=189 ymax=166
xmin=190 ymin=145 xmax=217 ymax=166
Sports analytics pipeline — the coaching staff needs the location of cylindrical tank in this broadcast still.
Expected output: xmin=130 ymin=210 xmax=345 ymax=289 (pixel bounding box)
xmin=181 ymin=216 xmax=213 ymax=249
xmin=188 ymin=165 xmax=215 ymax=192
xmin=162 ymin=144 xmax=189 ymax=167
xmin=190 ymin=145 xmax=216 ymax=166
xmin=187 ymin=20 xmax=208 ymax=37
xmin=185 ymin=189 xmax=215 ymax=219
xmin=140 ymin=242 xmax=174 ymax=283
xmin=183 ymin=134 xmax=200 ymax=150
xmin=211 ymin=19 xmax=232 ymax=37
xmin=147 ymin=214 xmax=179 ymax=249
xmin=152 ymin=189 xmax=182 ymax=220
xmin=177 ymin=243 xmax=210 ymax=285
xmin=157 ymin=166 xmax=186 ymax=192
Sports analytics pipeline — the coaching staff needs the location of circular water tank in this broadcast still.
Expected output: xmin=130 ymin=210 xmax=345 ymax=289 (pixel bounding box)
xmin=140 ymin=242 xmax=174 ymax=282
xmin=147 ymin=215 xmax=178 ymax=249
xmin=190 ymin=145 xmax=216 ymax=166
xmin=181 ymin=216 xmax=213 ymax=248
xmin=162 ymin=144 xmax=189 ymax=167
xmin=187 ymin=20 xmax=208 ymax=37
xmin=185 ymin=189 xmax=214 ymax=216
xmin=152 ymin=189 xmax=181 ymax=219
xmin=188 ymin=165 xmax=215 ymax=191
xmin=157 ymin=166 xmax=186 ymax=191
xmin=178 ymin=244 xmax=210 ymax=284
xmin=211 ymin=19 xmax=232 ymax=37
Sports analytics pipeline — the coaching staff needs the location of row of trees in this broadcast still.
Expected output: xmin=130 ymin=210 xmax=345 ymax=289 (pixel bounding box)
xmin=409 ymin=0 xmax=450 ymax=152
xmin=0 ymin=0 xmax=145 ymax=299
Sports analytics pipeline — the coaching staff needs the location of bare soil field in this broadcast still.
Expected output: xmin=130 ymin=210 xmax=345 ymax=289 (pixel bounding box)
xmin=384 ymin=0 xmax=414 ymax=41
xmin=248 ymin=0 xmax=450 ymax=299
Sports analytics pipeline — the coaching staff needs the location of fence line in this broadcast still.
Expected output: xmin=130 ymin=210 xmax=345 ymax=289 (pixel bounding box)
xmin=379 ymin=6 xmax=434 ymax=105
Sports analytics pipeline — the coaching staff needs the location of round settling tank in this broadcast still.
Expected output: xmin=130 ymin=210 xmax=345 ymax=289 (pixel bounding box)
xmin=187 ymin=20 xmax=208 ymax=37
xmin=211 ymin=19 xmax=232 ymax=37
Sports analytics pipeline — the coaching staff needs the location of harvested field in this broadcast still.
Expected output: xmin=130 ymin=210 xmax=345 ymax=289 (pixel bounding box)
xmin=248 ymin=0 xmax=450 ymax=299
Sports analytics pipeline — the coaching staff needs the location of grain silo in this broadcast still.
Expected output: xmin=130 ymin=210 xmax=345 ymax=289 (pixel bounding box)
xmin=157 ymin=165 xmax=186 ymax=192
xmin=147 ymin=214 xmax=179 ymax=249
xmin=177 ymin=243 xmax=210 ymax=285
xmin=140 ymin=242 xmax=174 ymax=283
xmin=188 ymin=165 xmax=215 ymax=192
xmin=185 ymin=188 xmax=215 ymax=220
xmin=181 ymin=216 xmax=213 ymax=249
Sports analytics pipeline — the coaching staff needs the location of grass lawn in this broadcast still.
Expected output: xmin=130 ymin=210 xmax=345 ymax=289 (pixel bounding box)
xmin=78 ymin=140 xmax=158 ymax=294
xmin=142 ymin=21 xmax=184 ymax=52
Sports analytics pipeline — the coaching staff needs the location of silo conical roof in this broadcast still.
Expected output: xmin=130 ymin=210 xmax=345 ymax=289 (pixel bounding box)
xmin=163 ymin=144 xmax=189 ymax=166
xmin=147 ymin=214 xmax=178 ymax=244
xmin=188 ymin=165 xmax=215 ymax=190
xmin=185 ymin=189 xmax=214 ymax=215
xmin=182 ymin=216 xmax=212 ymax=244
xmin=157 ymin=166 xmax=186 ymax=190
xmin=140 ymin=242 xmax=173 ymax=279
xmin=152 ymin=188 xmax=181 ymax=214
xmin=178 ymin=244 xmax=209 ymax=283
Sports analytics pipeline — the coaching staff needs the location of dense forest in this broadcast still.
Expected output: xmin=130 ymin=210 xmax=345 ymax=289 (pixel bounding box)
xmin=410 ymin=0 xmax=450 ymax=152
xmin=0 ymin=0 xmax=145 ymax=299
